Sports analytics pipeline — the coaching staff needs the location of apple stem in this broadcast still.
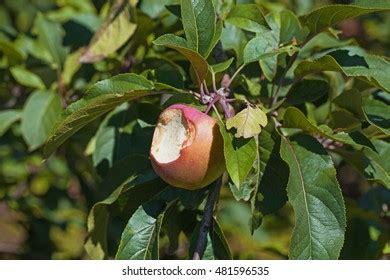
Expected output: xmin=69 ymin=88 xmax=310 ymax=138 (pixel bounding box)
xmin=192 ymin=176 xmax=223 ymax=260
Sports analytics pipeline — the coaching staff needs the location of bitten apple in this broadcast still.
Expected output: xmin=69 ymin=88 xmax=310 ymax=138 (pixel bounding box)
xmin=150 ymin=104 xmax=225 ymax=190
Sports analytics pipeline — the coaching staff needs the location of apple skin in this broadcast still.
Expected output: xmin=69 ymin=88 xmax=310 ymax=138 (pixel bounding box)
xmin=150 ymin=104 xmax=225 ymax=190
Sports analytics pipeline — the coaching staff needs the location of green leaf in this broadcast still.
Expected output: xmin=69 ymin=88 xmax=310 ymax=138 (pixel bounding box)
xmin=251 ymin=123 xmax=288 ymax=231
xmin=211 ymin=218 xmax=232 ymax=260
xmin=226 ymin=106 xmax=268 ymax=138
xmin=300 ymin=4 xmax=389 ymax=36
xmin=93 ymin=103 xmax=134 ymax=177
xmin=295 ymin=49 xmax=390 ymax=92
xmin=283 ymin=107 xmax=374 ymax=150
xmin=34 ymin=13 xmax=68 ymax=69
xmin=140 ymin=0 xmax=177 ymax=18
xmin=243 ymin=32 xmax=298 ymax=64
xmin=332 ymin=89 xmax=365 ymax=119
xmin=80 ymin=4 xmax=137 ymax=63
xmin=209 ymin=57 xmax=234 ymax=75
xmin=10 ymin=66 xmax=46 ymax=89
xmin=93 ymin=102 xmax=159 ymax=177
xmin=85 ymin=156 xmax=166 ymax=259
xmin=62 ymin=49 xmax=82 ymax=85
xmin=0 ymin=37 xmax=25 ymax=65
xmin=267 ymin=10 xmax=306 ymax=45
xmin=351 ymin=0 xmax=390 ymax=9
xmin=225 ymin=4 xmax=269 ymax=33
xmin=0 ymin=110 xmax=21 ymax=137
xmin=280 ymin=134 xmax=346 ymax=259
xmin=181 ymin=0 xmax=216 ymax=57
xmin=361 ymin=140 xmax=390 ymax=188
xmin=43 ymin=73 xmax=154 ymax=157
xmin=362 ymin=98 xmax=390 ymax=135
xmin=153 ymin=34 xmax=209 ymax=83
xmin=221 ymin=23 xmax=247 ymax=65
xmin=287 ymin=79 xmax=329 ymax=105
xmin=116 ymin=200 xmax=166 ymax=260
xmin=21 ymin=90 xmax=62 ymax=151
xmin=229 ymin=136 xmax=259 ymax=202
xmin=337 ymin=140 xmax=390 ymax=188
xmin=189 ymin=218 xmax=232 ymax=260
xmin=219 ymin=123 xmax=257 ymax=189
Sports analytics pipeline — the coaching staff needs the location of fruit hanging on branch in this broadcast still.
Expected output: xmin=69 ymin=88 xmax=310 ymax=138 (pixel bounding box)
xmin=150 ymin=104 xmax=225 ymax=190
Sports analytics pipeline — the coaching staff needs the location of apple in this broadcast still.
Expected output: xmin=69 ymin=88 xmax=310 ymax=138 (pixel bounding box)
xmin=150 ymin=104 xmax=225 ymax=190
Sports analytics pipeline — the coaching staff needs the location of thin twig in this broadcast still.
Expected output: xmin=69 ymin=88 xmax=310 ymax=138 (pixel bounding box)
xmin=270 ymin=52 xmax=298 ymax=107
xmin=226 ymin=64 xmax=245 ymax=88
xmin=192 ymin=176 xmax=223 ymax=260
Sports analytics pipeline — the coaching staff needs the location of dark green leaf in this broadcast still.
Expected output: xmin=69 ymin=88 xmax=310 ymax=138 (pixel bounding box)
xmin=85 ymin=156 xmax=166 ymax=260
xmin=93 ymin=102 xmax=159 ymax=177
xmin=280 ymin=134 xmax=346 ymax=259
xmin=287 ymin=79 xmax=329 ymax=105
xmin=332 ymin=89 xmax=365 ymax=119
xmin=225 ymin=4 xmax=269 ymax=33
xmin=251 ymin=124 xmax=288 ymax=232
xmin=43 ymin=74 xmax=154 ymax=157
xmin=153 ymin=34 xmax=209 ymax=83
xmin=21 ymin=90 xmax=62 ymax=151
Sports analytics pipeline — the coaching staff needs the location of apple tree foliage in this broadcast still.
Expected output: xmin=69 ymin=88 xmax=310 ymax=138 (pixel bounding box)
xmin=0 ymin=0 xmax=389 ymax=259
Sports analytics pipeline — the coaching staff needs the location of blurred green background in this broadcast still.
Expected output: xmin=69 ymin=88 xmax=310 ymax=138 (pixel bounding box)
xmin=0 ymin=0 xmax=389 ymax=260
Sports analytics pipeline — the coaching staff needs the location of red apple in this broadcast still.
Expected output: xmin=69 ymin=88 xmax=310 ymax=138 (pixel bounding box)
xmin=150 ymin=104 xmax=225 ymax=190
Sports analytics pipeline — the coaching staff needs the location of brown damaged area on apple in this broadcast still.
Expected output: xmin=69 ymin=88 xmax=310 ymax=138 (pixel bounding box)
xmin=150 ymin=104 xmax=225 ymax=190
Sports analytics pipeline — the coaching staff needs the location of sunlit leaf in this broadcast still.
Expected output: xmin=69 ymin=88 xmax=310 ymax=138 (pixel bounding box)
xmin=34 ymin=13 xmax=68 ymax=69
xmin=43 ymin=74 xmax=154 ymax=157
xmin=181 ymin=0 xmax=216 ymax=57
xmin=0 ymin=110 xmax=21 ymax=137
xmin=80 ymin=3 xmax=137 ymax=63
xmin=300 ymin=4 xmax=389 ymax=35
xmin=21 ymin=90 xmax=62 ymax=151
xmin=226 ymin=106 xmax=268 ymax=138
xmin=10 ymin=66 xmax=46 ymax=89
xmin=362 ymin=98 xmax=390 ymax=135
xmin=116 ymin=200 xmax=166 ymax=260
xmin=219 ymin=123 xmax=257 ymax=189
xmin=295 ymin=48 xmax=390 ymax=92
xmin=283 ymin=107 xmax=374 ymax=150
xmin=225 ymin=4 xmax=269 ymax=33
xmin=280 ymin=134 xmax=346 ymax=259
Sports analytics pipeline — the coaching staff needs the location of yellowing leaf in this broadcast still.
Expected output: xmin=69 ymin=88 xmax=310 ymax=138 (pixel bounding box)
xmin=226 ymin=106 xmax=268 ymax=138
xmin=80 ymin=5 xmax=136 ymax=63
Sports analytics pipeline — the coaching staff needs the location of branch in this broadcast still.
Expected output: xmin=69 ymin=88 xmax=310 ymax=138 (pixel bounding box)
xmin=192 ymin=176 xmax=223 ymax=260
xmin=270 ymin=52 xmax=298 ymax=107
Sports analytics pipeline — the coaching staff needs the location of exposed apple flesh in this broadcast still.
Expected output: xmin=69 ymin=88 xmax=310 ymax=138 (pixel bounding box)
xmin=150 ymin=104 xmax=225 ymax=190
